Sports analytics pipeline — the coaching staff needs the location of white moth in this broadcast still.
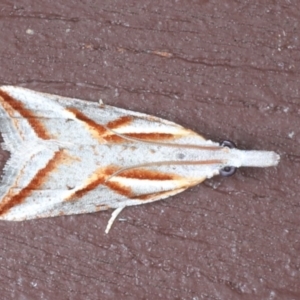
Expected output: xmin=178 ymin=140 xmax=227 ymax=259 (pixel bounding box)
xmin=0 ymin=86 xmax=280 ymax=233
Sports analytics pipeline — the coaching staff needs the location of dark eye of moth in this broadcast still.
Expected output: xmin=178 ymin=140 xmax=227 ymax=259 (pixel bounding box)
xmin=220 ymin=140 xmax=236 ymax=149
xmin=220 ymin=140 xmax=237 ymax=177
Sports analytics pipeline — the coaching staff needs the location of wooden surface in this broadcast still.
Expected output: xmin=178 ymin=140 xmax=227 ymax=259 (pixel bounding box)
xmin=0 ymin=1 xmax=299 ymax=299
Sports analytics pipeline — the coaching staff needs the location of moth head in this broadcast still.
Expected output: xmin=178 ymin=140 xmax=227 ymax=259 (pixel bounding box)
xmin=219 ymin=140 xmax=237 ymax=177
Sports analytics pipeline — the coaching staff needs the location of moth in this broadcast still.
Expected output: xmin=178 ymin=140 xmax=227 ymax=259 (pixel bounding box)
xmin=0 ymin=86 xmax=280 ymax=233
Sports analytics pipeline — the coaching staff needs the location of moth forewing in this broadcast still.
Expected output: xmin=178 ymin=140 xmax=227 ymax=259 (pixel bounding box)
xmin=0 ymin=86 xmax=280 ymax=233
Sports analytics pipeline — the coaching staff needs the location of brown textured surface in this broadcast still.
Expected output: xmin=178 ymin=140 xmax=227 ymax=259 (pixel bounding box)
xmin=0 ymin=1 xmax=299 ymax=299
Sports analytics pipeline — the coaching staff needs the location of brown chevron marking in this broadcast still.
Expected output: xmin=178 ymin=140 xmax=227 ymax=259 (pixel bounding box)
xmin=69 ymin=158 xmax=222 ymax=201
xmin=67 ymin=109 xmax=131 ymax=143
xmin=67 ymin=164 xmax=181 ymax=201
xmin=71 ymin=175 xmax=105 ymax=199
xmin=103 ymin=135 xmax=126 ymax=143
xmin=0 ymin=90 xmax=51 ymax=140
xmin=67 ymin=107 xmax=107 ymax=136
xmin=0 ymin=150 xmax=66 ymax=216
xmin=103 ymin=165 xmax=120 ymax=176
xmin=67 ymin=166 xmax=119 ymax=200
xmin=105 ymin=181 xmax=133 ymax=197
xmin=106 ymin=116 xmax=133 ymax=129
xmin=66 ymin=108 xmax=176 ymax=144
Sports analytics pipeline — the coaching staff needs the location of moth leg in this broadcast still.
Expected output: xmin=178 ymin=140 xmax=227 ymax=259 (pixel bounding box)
xmin=105 ymin=207 xmax=125 ymax=234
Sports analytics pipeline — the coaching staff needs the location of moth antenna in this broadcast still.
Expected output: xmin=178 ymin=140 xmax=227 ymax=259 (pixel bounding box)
xmin=105 ymin=159 xmax=224 ymax=181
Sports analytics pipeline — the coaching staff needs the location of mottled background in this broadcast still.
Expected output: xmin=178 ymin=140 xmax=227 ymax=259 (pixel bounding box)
xmin=0 ymin=1 xmax=299 ymax=299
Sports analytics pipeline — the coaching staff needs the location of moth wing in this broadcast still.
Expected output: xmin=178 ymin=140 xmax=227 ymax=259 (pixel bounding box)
xmin=0 ymin=87 xmax=64 ymax=215
xmin=0 ymin=177 xmax=204 ymax=221
xmin=0 ymin=86 xmax=211 ymax=222
xmin=1 ymin=86 xmax=208 ymax=145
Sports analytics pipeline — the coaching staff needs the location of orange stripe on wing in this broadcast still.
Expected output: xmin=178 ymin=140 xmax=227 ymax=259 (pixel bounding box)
xmin=126 ymin=133 xmax=174 ymax=140
xmin=0 ymin=90 xmax=52 ymax=140
xmin=0 ymin=150 xmax=67 ymax=217
xmin=67 ymin=165 xmax=118 ymax=200
xmin=66 ymin=108 xmax=177 ymax=144
xmin=119 ymin=168 xmax=176 ymax=181
xmin=70 ymin=175 xmax=106 ymax=199
xmin=66 ymin=109 xmax=135 ymax=143
xmin=67 ymin=165 xmax=182 ymax=201
xmin=68 ymin=165 xmax=133 ymax=200
xmin=105 ymin=181 xmax=133 ymax=198
xmin=104 ymin=132 xmax=175 ymax=143
xmin=106 ymin=116 xmax=133 ymax=129
xmin=66 ymin=107 xmax=107 ymax=138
